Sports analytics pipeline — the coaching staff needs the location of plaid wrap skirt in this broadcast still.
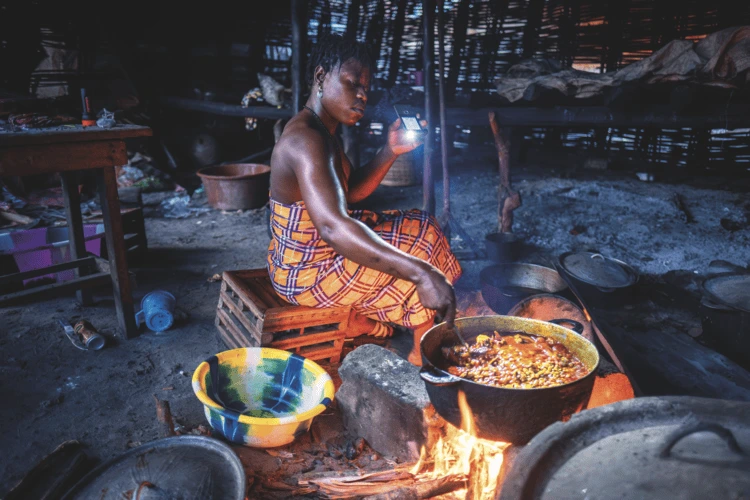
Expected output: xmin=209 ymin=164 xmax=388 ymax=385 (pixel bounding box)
xmin=267 ymin=199 xmax=462 ymax=328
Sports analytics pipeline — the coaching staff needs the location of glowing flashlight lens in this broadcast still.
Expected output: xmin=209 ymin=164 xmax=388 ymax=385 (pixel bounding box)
xmin=405 ymin=130 xmax=416 ymax=140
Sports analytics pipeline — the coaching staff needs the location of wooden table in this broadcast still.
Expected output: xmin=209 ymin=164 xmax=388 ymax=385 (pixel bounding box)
xmin=0 ymin=124 xmax=153 ymax=338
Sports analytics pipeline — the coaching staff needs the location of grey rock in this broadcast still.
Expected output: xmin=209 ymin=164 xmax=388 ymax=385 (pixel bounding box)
xmin=337 ymin=344 xmax=445 ymax=462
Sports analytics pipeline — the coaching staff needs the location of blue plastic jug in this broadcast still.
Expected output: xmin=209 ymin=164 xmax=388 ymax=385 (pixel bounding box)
xmin=136 ymin=290 xmax=176 ymax=332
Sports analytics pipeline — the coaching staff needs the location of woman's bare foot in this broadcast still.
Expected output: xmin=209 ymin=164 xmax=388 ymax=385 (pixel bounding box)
xmin=348 ymin=311 xmax=394 ymax=338
xmin=407 ymin=349 xmax=423 ymax=367
xmin=406 ymin=319 xmax=435 ymax=366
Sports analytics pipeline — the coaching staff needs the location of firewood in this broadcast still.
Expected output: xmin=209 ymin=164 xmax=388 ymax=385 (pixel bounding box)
xmin=361 ymin=475 xmax=467 ymax=500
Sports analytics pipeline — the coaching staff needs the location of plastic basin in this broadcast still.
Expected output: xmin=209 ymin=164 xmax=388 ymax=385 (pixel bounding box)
xmin=192 ymin=347 xmax=334 ymax=448
xmin=197 ymin=163 xmax=271 ymax=210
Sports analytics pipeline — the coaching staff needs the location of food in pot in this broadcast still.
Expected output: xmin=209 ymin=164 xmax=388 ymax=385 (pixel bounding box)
xmin=443 ymin=331 xmax=588 ymax=389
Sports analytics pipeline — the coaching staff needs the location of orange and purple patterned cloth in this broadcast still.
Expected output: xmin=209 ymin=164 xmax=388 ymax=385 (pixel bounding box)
xmin=267 ymin=198 xmax=462 ymax=328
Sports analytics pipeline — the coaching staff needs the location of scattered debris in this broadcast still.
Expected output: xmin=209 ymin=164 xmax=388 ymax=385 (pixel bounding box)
xmin=672 ymin=193 xmax=695 ymax=223
xmin=570 ymin=224 xmax=587 ymax=235
xmin=153 ymin=394 xmax=176 ymax=438
xmin=207 ymin=273 xmax=222 ymax=283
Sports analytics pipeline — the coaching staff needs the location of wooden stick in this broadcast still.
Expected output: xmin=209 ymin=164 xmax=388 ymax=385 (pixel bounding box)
xmin=153 ymin=394 xmax=176 ymax=438
xmin=489 ymin=111 xmax=521 ymax=233
xmin=362 ymin=475 xmax=467 ymax=500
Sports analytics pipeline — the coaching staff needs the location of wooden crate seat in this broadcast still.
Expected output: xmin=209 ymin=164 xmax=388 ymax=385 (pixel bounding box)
xmin=215 ymin=269 xmax=350 ymax=363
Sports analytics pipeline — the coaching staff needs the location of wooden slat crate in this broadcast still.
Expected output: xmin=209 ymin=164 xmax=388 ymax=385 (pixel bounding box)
xmin=215 ymin=269 xmax=350 ymax=363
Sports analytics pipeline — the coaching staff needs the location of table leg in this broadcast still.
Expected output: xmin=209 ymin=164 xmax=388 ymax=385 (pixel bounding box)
xmin=96 ymin=166 xmax=138 ymax=338
xmin=60 ymin=171 xmax=93 ymax=306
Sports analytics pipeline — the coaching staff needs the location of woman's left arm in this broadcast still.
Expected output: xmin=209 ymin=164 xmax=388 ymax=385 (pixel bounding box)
xmin=347 ymin=117 xmax=427 ymax=203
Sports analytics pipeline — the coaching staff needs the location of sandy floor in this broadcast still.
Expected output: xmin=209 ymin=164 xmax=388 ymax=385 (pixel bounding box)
xmin=2 ymin=141 xmax=749 ymax=494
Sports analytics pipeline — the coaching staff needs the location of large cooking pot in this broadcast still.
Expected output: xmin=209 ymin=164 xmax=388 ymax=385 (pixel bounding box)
xmin=498 ymin=396 xmax=750 ymax=500
xmin=419 ymin=316 xmax=599 ymax=444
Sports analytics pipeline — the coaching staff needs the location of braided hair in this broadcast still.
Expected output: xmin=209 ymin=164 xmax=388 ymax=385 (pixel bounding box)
xmin=307 ymin=33 xmax=374 ymax=89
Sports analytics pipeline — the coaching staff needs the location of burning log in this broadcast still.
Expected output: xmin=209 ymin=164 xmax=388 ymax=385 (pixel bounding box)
xmin=489 ymin=111 xmax=521 ymax=233
xmin=362 ymin=475 xmax=468 ymax=500
xmin=299 ymin=469 xmax=466 ymax=500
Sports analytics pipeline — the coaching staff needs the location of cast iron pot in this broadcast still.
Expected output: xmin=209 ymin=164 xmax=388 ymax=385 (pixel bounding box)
xmin=556 ymin=252 xmax=638 ymax=308
xmin=480 ymin=263 xmax=569 ymax=315
xmin=700 ymin=299 xmax=750 ymax=370
xmin=419 ymin=316 xmax=599 ymax=444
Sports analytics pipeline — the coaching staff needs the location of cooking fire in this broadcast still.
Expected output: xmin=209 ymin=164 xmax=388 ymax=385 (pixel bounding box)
xmin=412 ymin=390 xmax=510 ymax=500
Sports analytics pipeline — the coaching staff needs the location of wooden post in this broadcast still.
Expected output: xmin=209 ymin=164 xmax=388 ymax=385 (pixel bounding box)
xmin=364 ymin=1 xmax=386 ymax=68
xmin=61 ymin=171 xmax=93 ymax=306
xmin=422 ymin=0 xmax=436 ymax=215
xmin=445 ymin=0 xmax=471 ymax=101
xmin=291 ymin=0 xmax=307 ymax=113
xmin=437 ymin=0 xmax=450 ymax=235
xmin=346 ymin=0 xmax=361 ymax=38
xmin=96 ymin=166 xmax=137 ymax=338
xmin=605 ymin=0 xmax=629 ymax=72
xmin=489 ymin=112 xmax=521 ymax=233
xmin=522 ymin=0 xmax=546 ymax=59
xmin=387 ymin=0 xmax=409 ymax=87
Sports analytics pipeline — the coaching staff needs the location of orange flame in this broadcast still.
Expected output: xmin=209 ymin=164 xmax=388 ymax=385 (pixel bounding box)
xmin=412 ymin=390 xmax=510 ymax=499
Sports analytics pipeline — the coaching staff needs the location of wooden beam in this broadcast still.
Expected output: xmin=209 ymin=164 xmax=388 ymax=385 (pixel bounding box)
xmin=386 ymin=0 xmax=409 ymax=87
xmin=445 ymin=0 xmax=471 ymax=100
xmin=422 ymin=0 xmax=436 ymax=215
xmin=0 ymin=141 xmax=127 ymax=176
xmin=522 ymin=0 xmax=546 ymax=59
xmin=0 ymin=273 xmax=111 ymax=305
xmin=96 ymin=166 xmax=137 ymax=339
xmin=0 ymin=257 xmax=95 ymax=286
xmin=291 ymin=0 xmax=308 ymax=113
xmin=346 ymin=0 xmax=361 ymax=38
xmin=61 ymin=172 xmax=93 ymax=306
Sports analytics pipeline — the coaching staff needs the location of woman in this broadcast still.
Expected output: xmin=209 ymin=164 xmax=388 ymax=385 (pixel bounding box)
xmin=267 ymin=34 xmax=461 ymax=365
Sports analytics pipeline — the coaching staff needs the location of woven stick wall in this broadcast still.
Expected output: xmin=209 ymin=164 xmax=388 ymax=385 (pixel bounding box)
xmin=257 ymin=0 xmax=749 ymax=174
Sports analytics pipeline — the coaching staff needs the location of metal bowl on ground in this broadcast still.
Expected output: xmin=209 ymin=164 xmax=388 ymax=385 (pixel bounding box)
xmin=419 ymin=315 xmax=599 ymax=444
xmin=61 ymin=435 xmax=245 ymax=500
xmin=498 ymin=396 xmax=750 ymax=500
xmin=197 ymin=163 xmax=271 ymax=210
xmin=480 ymin=263 xmax=569 ymax=315
xmin=192 ymin=347 xmax=334 ymax=448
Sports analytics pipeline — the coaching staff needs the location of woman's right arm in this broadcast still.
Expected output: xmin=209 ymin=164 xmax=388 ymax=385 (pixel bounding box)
xmin=282 ymin=128 xmax=456 ymax=324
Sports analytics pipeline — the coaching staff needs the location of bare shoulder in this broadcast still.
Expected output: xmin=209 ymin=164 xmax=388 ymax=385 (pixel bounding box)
xmin=273 ymin=116 xmax=329 ymax=169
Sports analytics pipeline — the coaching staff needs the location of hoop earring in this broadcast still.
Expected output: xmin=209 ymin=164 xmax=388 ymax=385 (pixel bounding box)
xmin=317 ymin=85 xmax=323 ymax=99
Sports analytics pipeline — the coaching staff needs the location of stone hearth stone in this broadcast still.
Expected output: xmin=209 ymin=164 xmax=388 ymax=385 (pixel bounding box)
xmin=337 ymin=344 xmax=446 ymax=462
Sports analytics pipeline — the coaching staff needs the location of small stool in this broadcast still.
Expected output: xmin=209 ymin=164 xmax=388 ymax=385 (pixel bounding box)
xmin=215 ymin=269 xmax=350 ymax=363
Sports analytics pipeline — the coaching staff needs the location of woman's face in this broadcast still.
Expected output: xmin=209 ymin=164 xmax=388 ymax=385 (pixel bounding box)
xmin=320 ymin=58 xmax=371 ymax=126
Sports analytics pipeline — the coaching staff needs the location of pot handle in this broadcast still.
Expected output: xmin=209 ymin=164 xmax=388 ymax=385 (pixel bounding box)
xmin=590 ymin=253 xmax=624 ymax=293
xmin=419 ymin=365 xmax=462 ymax=387
xmin=549 ymin=318 xmax=585 ymax=335
xmin=659 ymin=422 xmax=748 ymax=459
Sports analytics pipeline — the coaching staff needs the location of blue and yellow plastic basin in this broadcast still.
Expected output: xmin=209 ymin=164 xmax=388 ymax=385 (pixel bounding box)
xmin=192 ymin=347 xmax=334 ymax=448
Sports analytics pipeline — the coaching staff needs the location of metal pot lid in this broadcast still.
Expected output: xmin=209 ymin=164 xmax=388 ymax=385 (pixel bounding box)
xmin=61 ymin=436 xmax=245 ymax=500
xmin=498 ymin=396 xmax=750 ymax=500
xmin=703 ymin=273 xmax=750 ymax=314
xmin=559 ymin=251 xmax=636 ymax=288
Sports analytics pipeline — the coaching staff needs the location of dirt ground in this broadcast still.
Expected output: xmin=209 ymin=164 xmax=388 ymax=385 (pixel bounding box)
xmin=2 ymin=139 xmax=749 ymax=495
